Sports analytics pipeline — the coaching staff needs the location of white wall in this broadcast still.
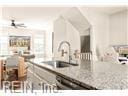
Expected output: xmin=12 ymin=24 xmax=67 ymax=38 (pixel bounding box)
xmin=66 ymin=20 xmax=80 ymax=61
xmin=0 ymin=6 xmax=2 ymax=31
xmin=54 ymin=7 xmax=128 ymax=61
xmin=0 ymin=7 xmax=1 ymax=17
xmin=54 ymin=16 xmax=80 ymax=62
xmin=2 ymin=27 xmax=42 ymax=51
xmin=0 ymin=27 xmax=52 ymax=58
xmin=109 ymin=10 xmax=127 ymax=45
xmin=53 ymin=16 xmax=67 ymax=60
xmin=79 ymin=7 xmax=110 ymax=60
xmin=45 ymin=27 xmax=53 ymax=58
xmin=127 ymin=10 xmax=128 ymax=43
xmin=54 ymin=7 xmax=110 ymax=61
xmin=62 ymin=7 xmax=91 ymax=34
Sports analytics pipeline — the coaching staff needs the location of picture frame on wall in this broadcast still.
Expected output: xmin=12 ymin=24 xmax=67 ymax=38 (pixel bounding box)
xmin=9 ymin=36 xmax=31 ymax=50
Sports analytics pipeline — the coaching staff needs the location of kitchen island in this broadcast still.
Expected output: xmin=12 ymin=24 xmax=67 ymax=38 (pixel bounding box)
xmin=28 ymin=58 xmax=128 ymax=90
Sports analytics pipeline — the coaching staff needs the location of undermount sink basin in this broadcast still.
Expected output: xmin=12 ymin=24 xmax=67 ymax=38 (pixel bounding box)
xmin=41 ymin=60 xmax=78 ymax=68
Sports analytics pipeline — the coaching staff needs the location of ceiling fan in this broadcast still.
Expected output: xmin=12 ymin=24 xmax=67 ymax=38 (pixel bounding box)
xmin=11 ymin=20 xmax=26 ymax=28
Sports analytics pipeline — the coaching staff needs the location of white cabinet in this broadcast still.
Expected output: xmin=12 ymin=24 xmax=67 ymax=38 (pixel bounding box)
xmin=27 ymin=70 xmax=42 ymax=90
xmin=34 ymin=65 xmax=56 ymax=84
xmin=27 ymin=62 xmax=56 ymax=85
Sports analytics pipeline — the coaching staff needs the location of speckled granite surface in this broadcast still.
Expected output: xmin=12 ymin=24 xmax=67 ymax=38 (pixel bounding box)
xmin=28 ymin=58 xmax=128 ymax=90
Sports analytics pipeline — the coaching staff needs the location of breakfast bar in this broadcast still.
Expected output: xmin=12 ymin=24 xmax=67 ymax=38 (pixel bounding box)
xmin=28 ymin=58 xmax=128 ymax=90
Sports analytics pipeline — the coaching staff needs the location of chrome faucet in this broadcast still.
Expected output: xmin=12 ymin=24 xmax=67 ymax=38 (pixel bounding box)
xmin=58 ymin=41 xmax=72 ymax=63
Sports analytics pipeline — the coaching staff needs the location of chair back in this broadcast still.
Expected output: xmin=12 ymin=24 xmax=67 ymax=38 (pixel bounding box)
xmin=6 ymin=55 xmax=19 ymax=69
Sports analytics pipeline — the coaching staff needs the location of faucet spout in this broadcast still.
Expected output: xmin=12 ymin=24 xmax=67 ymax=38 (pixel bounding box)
xmin=58 ymin=41 xmax=71 ymax=63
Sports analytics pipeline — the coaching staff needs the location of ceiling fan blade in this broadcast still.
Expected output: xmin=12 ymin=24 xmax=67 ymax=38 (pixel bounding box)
xmin=16 ymin=23 xmax=24 ymax=26
xmin=14 ymin=25 xmax=17 ymax=28
xmin=18 ymin=25 xmax=26 ymax=27
xmin=16 ymin=25 xmax=27 ymax=28
xmin=10 ymin=20 xmax=26 ymax=28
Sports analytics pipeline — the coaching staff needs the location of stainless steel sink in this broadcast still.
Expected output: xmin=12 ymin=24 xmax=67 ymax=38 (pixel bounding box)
xmin=41 ymin=60 xmax=78 ymax=68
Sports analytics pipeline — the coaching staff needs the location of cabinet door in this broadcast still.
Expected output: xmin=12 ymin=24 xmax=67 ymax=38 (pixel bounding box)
xmin=27 ymin=62 xmax=56 ymax=85
xmin=27 ymin=70 xmax=42 ymax=90
xmin=34 ymin=65 xmax=56 ymax=85
xmin=27 ymin=62 xmax=33 ymax=71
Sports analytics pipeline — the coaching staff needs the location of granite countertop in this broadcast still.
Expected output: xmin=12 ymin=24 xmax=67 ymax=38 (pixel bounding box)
xmin=28 ymin=58 xmax=128 ymax=90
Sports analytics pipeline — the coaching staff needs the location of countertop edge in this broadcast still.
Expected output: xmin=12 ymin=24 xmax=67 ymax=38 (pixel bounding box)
xmin=27 ymin=60 xmax=98 ymax=90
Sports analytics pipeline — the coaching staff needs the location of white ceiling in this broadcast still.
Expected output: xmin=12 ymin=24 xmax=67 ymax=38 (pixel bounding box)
xmin=2 ymin=7 xmax=70 ymax=21
xmin=1 ymin=6 xmax=127 ymax=29
xmin=82 ymin=6 xmax=127 ymax=14
xmin=2 ymin=6 xmax=70 ymax=29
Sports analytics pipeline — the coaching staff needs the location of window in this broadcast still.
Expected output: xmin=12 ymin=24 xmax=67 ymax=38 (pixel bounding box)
xmin=0 ymin=36 xmax=9 ymax=55
xmin=34 ymin=34 xmax=45 ymax=57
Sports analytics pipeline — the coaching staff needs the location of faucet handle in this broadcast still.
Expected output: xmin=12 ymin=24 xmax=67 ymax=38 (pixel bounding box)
xmin=61 ymin=49 xmax=67 ymax=57
xmin=74 ymin=50 xmax=80 ymax=59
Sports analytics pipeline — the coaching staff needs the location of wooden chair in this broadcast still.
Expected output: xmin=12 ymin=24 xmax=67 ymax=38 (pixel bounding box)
xmin=1 ymin=56 xmax=28 ymax=89
xmin=0 ymin=60 xmax=3 ymax=88
xmin=0 ymin=59 xmax=6 ymax=89
xmin=18 ymin=57 xmax=28 ymax=80
xmin=6 ymin=55 xmax=19 ymax=81
xmin=12 ymin=57 xmax=28 ymax=89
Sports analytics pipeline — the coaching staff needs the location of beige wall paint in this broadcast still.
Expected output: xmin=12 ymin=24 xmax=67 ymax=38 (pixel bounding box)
xmin=53 ymin=16 xmax=80 ymax=62
xmin=78 ymin=7 xmax=110 ymax=60
xmin=109 ymin=10 xmax=127 ymax=45
xmin=54 ymin=7 xmax=110 ymax=61
xmin=53 ymin=16 xmax=67 ymax=61
xmin=0 ymin=27 xmax=52 ymax=58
